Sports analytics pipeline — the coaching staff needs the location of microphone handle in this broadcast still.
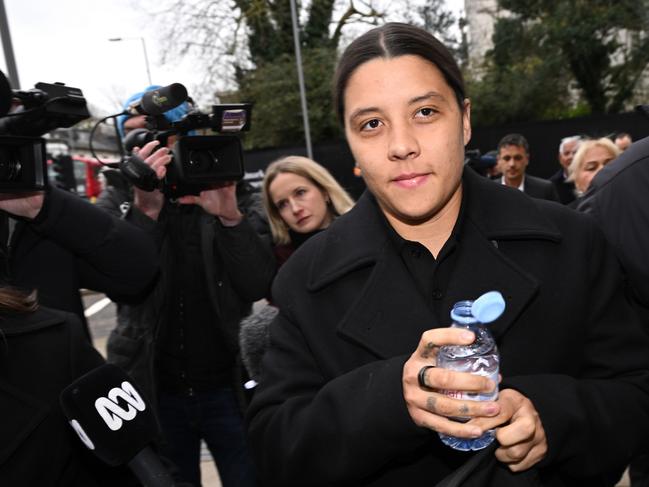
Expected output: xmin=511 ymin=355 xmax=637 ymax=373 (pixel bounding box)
xmin=127 ymin=446 xmax=176 ymax=487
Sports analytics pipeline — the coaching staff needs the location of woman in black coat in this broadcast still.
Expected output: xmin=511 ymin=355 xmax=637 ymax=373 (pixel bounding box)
xmin=247 ymin=23 xmax=649 ymax=487
xmin=239 ymin=156 xmax=355 ymax=382
xmin=0 ymin=287 xmax=137 ymax=486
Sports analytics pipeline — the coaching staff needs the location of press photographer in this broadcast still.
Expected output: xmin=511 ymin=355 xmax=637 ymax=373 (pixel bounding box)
xmin=99 ymin=82 xmax=252 ymax=200
xmin=0 ymin=69 xmax=158 ymax=339
xmin=95 ymin=84 xmax=275 ymax=487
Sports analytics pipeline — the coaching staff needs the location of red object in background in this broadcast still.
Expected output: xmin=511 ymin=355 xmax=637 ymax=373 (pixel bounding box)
xmin=73 ymin=155 xmax=102 ymax=199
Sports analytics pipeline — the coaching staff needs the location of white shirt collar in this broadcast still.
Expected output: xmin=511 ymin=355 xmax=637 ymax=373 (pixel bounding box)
xmin=500 ymin=176 xmax=525 ymax=192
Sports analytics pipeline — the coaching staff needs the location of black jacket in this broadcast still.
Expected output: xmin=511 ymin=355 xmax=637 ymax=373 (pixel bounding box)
xmin=523 ymin=174 xmax=560 ymax=202
xmin=0 ymin=307 xmax=137 ymax=486
xmin=97 ymin=189 xmax=276 ymax=403
xmin=549 ymin=169 xmax=576 ymax=205
xmin=4 ymin=187 xmax=158 ymax=337
xmin=248 ymin=168 xmax=649 ymax=486
xmin=578 ymin=135 xmax=649 ymax=310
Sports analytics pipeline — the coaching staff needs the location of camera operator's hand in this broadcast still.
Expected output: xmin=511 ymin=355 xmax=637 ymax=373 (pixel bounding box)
xmin=132 ymin=140 xmax=172 ymax=221
xmin=0 ymin=192 xmax=45 ymax=220
xmin=178 ymin=182 xmax=243 ymax=227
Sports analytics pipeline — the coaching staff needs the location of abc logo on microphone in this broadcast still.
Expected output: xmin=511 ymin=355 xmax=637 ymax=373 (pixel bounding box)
xmin=60 ymin=364 xmax=159 ymax=466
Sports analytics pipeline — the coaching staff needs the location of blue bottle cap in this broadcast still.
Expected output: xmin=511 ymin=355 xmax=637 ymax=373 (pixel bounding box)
xmin=471 ymin=291 xmax=505 ymax=324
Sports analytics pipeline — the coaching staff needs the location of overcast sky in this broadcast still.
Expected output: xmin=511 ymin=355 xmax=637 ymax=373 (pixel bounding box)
xmin=1 ymin=0 xmax=464 ymax=115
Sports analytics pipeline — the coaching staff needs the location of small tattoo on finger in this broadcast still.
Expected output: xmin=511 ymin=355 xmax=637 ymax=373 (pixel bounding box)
xmin=426 ymin=396 xmax=438 ymax=413
xmin=421 ymin=342 xmax=437 ymax=359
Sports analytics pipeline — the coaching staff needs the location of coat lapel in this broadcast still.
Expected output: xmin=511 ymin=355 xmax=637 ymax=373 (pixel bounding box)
xmin=308 ymin=169 xmax=560 ymax=359
xmin=444 ymin=218 xmax=540 ymax=340
xmin=336 ymin=239 xmax=437 ymax=359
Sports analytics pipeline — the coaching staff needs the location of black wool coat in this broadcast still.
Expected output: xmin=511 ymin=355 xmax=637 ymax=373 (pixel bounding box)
xmin=523 ymin=174 xmax=560 ymax=202
xmin=247 ymin=168 xmax=649 ymax=487
xmin=0 ymin=307 xmax=137 ymax=486
xmin=549 ymin=169 xmax=577 ymax=205
xmin=98 ymin=191 xmax=276 ymax=405
xmin=578 ymin=135 xmax=649 ymax=310
xmin=5 ymin=187 xmax=159 ymax=338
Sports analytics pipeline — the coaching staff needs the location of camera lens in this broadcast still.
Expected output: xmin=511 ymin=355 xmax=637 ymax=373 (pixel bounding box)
xmin=0 ymin=147 xmax=22 ymax=182
xmin=187 ymin=149 xmax=218 ymax=174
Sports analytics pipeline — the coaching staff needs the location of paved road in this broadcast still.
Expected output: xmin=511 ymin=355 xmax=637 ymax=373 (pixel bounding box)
xmin=83 ymin=291 xmax=116 ymax=349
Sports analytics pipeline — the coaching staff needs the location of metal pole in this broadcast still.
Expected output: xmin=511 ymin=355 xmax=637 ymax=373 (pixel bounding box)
xmin=289 ymin=0 xmax=313 ymax=159
xmin=0 ymin=0 xmax=20 ymax=88
xmin=139 ymin=37 xmax=153 ymax=85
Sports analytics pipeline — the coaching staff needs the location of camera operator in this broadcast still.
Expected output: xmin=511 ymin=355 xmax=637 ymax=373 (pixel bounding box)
xmin=0 ymin=72 xmax=159 ymax=341
xmin=0 ymin=188 xmax=159 ymax=341
xmin=96 ymin=87 xmax=275 ymax=487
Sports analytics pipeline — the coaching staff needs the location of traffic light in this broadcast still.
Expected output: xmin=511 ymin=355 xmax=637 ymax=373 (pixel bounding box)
xmin=51 ymin=154 xmax=77 ymax=192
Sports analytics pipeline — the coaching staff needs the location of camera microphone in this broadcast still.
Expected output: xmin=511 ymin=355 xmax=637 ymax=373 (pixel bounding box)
xmin=127 ymin=83 xmax=188 ymax=116
xmin=60 ymin=364 xmax=176 ymax=486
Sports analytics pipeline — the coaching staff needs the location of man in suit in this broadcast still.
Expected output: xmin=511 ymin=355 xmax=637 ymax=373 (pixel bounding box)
xmin=496 ymin=133 xmax=559 ymax=202
xmin=549 ymin=135 xmax=581 ymax=205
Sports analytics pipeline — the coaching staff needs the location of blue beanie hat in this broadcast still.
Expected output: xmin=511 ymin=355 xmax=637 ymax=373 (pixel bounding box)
xmin=117 ymin=85 xmax=191 ymax=138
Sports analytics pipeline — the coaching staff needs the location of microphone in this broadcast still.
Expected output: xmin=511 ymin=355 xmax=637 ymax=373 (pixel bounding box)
xmin=127 ymin=83 xmax=188 ymax=116
xmin=60 ymin=364 xmax=176 ymax=487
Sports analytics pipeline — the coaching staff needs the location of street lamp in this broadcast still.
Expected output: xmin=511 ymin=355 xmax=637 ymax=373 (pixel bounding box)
xmin=108 ymin=37 xmax=153 ymax=85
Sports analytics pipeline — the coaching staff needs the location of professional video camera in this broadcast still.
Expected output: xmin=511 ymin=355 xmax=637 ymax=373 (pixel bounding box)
xmin=0 ymin=70 xmax=90 ymax=192
xmin=100 ymin=83 xmax=252 ymax=198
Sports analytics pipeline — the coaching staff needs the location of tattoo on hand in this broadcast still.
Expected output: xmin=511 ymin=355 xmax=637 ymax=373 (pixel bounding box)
xmin=426 ymin=396 xmax=438 ymax=414
xmin=421 ymin=342 xmax=437 ymax=359
xmin=459 ymin=403 xmax=469 ymax=415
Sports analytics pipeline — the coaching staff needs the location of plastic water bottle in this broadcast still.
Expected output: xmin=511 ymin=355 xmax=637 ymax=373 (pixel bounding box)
xmin=437 ymin=291 xmax=505 ymax=451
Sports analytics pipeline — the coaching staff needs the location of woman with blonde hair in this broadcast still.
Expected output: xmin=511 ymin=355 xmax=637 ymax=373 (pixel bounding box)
xmin=567 ymin=137 xmax=621 ymax=198
xmin=240 ymin=156 xmax=354 ymax=382
xmin=262 ymin=155 xmax=354 ymax=265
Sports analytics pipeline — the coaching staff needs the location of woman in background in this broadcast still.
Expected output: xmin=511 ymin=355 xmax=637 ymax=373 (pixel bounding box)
xmin=262 ymin=155 xmax=354 ymax=267
xmin=568 ymin=137 xmax=620 ymax=199
xmin=240 ymin=156 xmax=354 ymax=382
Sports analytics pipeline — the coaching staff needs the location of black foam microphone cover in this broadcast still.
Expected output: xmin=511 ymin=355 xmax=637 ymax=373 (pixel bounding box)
xmin=59 ymin=364 xmax=158 ymax=466
xmin=129 ymin=83 xmax=188 ymax=116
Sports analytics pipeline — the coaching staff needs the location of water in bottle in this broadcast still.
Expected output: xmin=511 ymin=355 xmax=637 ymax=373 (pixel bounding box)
xmin=436 ymin=291 xmax=505 ymax=451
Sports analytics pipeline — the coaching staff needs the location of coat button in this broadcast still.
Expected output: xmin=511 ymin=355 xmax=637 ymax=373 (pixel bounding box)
xmin=432 ymin=289 xmax=443 ymax=300
xmin=217 ymin=280 xmax=223 ymax=287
